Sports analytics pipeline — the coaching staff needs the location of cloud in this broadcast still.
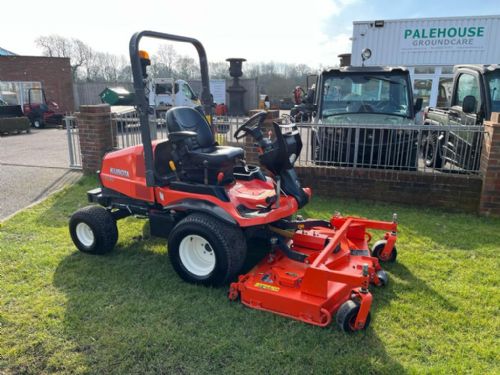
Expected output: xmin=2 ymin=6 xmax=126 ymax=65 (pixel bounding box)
xmin=1 ymin=0 xmax=361 ymax=68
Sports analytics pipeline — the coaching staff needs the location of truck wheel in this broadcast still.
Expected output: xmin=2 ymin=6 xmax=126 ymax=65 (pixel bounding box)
xmin=69 ymin=206 xmax=118 ymax=254
xmin=168 ymin=213 xmax=247 ymax=286
xmin=423 ymin=134 xmax=444 ymax=168
xmin=336 ymin=300 xmax=371 ymax=332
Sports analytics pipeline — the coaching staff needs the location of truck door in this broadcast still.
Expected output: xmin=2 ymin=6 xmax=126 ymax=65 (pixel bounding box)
xmin=449 ymin=72 xmax=482 ymax=168
xmin=174 ymin=81 xmax=199 ymax=107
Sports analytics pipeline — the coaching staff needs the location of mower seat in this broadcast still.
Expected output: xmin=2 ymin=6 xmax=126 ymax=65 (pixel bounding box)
xmin=166 ymin=107 xmax=244 ymax=184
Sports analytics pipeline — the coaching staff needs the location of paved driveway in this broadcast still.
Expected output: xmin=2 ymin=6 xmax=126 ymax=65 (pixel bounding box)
xmin=0 ymin=129 xmax=81 ymax=221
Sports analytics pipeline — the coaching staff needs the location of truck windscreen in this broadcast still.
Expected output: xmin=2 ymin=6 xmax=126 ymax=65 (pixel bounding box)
xmin=321 ymin=74 xmax=410 ymax=118
xmin=486 ymin=71 xmax=500 ymax=113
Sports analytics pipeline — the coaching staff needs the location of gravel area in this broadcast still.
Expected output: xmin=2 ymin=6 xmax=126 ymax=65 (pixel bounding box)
xmin=0 ymin=129 xmax=82 ymax=221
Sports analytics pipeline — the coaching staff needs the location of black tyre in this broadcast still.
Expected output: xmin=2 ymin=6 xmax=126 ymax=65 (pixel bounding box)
xmin=376 ymin=270 xmax=389 ymax=287
xmin=168 ymin=213 xmax=247 ymax=286
xmin=371 ymin=240 xmax=397 ymax=263
xmin=32 ymin=118 xmax=45 ymax=129
xmin=423 ymin=134 xmax=444 ymax=168
xmin=336 ymin=300 xmax=371 ymax=332
xmin=69 ymin=205 xmax=118 ymax=254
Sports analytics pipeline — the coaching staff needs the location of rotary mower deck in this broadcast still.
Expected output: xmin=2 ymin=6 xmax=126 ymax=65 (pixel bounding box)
xmin=230 ymin=215 xmax=397 ymax=330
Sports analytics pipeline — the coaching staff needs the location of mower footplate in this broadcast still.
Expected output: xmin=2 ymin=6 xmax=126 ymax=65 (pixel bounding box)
xmin=230 ymin=216 xmax=398 ymax=329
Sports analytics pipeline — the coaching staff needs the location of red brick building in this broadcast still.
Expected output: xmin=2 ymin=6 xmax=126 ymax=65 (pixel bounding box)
xmin=0 ymin=55 xmax=74 ymax=113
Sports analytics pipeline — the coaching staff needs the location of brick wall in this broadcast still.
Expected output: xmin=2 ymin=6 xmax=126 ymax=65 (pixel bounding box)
xmin=296 ymin=167 xmax=483 ymax=213
xmin=0 ymin=56 xmax=74 ymax=113
xmin=479 ymin=113 xmax=500 ymax=216
xmin=77 ymin=105 xmax=113 ymax=174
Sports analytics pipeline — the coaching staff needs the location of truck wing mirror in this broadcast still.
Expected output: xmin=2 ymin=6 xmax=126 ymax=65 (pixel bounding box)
xmin=414 ymin=97 xmax=423 ymax=112
xmin=462 ymin=95 xmax=476 ymax=114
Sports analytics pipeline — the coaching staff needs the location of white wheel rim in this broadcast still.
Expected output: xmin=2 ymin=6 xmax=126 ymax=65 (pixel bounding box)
xmin=76 ymin=222 xmax=95 ymax=247
xmin=179 ymin=234 xmax=215 ymax=277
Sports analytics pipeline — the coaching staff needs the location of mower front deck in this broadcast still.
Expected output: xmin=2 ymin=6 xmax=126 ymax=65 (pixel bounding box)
xmin=229 ymin=215 xmax=397 ymax=331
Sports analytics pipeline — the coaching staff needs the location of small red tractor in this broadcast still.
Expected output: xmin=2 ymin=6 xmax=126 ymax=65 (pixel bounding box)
xmin=23 ymin=88 xmax=63 ymax=128
xmin=69 ymin=31 xmax=398 ymax=332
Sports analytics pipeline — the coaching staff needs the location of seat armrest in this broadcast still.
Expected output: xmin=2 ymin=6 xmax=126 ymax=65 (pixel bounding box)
xmin=168 ymin=131 xmax=197 ymax=143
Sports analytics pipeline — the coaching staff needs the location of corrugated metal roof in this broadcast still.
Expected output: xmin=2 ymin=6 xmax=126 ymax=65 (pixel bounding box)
xmin=0 ymin=47 xmax=16 ymax=56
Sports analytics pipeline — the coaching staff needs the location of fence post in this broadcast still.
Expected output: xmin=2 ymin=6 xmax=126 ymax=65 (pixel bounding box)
xmin=77 ymin=104 xmax=113 ymax=175
xmin=65 ymin=116 xmax=75 ymax=167
xmin=479 ymin=112 xmax=500 ymax=216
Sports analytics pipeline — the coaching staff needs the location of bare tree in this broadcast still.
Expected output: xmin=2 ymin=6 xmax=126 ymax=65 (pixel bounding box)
xmin=35 ymin=33 xmax=318 ymax=101
xmin=176 ymin=56 xmax=198 ymax=80
xmin=209 ymin=62 xmax=229 ymax=79
xmin=156 ymin=44 xmax=178 ymax=74
xmin=35 ymin=35 xmax=93 ymax=79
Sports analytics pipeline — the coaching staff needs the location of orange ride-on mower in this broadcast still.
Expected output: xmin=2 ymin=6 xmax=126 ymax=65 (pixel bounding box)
xmin=68 ymin=31 xmax=398 ymax=332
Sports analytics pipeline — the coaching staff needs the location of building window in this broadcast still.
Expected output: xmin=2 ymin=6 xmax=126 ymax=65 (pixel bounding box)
xmin=0 ymin=82 xmax=19 ymax=105
xmin=414 ymin=66 xmax=435 ymax=74
xmin=413 ymin=79 xmax=433 ymax=107
xmin=0 ymin=81 xmax=43 ymax=106
xmin=441 ymin=66 xmax=454 ymax=75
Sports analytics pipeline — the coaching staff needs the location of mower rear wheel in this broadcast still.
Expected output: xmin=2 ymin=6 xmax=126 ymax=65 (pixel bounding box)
xmin=69 ymin=205 xmax=118 ymax=254
xmin=168 ymin=213 xmax=247 ymax=286
xmin=371 ymin=240 xmax=397 ymax=263
xmin=336 ymin=300 xmax=371 ymax=333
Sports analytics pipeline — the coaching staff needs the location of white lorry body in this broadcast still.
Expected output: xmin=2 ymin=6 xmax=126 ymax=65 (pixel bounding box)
xmin=148 ymin=78 xmax=200 ymax=110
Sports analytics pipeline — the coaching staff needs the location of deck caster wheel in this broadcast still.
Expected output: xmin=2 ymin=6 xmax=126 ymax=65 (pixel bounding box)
xmin=168 ymin=213 xmax=247 ymax=287
xmin=69 ymin=205 xmax=118 ymax=254
xmin=371 ymin=240 xmax=397 ymax=263
xmin=336 ymin=300 xmax=371 ymax=333
xmin=376 ymin=270 xmax=389 ymax=287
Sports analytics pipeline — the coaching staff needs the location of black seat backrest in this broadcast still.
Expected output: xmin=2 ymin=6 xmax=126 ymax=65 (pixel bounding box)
xmin=166 ymin=107 xmax=214 ymax=150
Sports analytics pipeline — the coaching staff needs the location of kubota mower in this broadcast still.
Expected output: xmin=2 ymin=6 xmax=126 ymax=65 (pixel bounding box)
xmin=69 ymin=31 xmax=398 ymax=332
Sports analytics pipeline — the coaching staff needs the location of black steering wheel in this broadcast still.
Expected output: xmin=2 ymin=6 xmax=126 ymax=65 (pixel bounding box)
xmin=234 ymin=111 xmax=268 ymax=140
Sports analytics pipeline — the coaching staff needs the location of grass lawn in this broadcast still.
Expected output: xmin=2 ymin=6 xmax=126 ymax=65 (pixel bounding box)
xmin=1 ymin=176 xmax=499 ymax=374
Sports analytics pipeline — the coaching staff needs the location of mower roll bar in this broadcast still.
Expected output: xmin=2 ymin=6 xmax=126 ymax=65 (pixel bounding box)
xmin=129 ymin=30 xmax=213 ymax=186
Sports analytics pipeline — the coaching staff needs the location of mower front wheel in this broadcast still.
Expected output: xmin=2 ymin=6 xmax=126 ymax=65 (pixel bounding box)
xmin=69 ymin=205 xmax=118 ymax=254
xmin=168 ymin=213 xmax=247 ymax=287
xmin=336 ymin=300 xmax=371 ymax=333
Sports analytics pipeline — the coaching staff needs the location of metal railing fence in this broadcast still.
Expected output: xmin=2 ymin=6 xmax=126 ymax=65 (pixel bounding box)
xmin=291 ymin=122 xmax=484 ymax=175
xmin=64 ymin=115 xmax=81 ymax=169
xmin=67 ymin=110 xmax=484 ymax=176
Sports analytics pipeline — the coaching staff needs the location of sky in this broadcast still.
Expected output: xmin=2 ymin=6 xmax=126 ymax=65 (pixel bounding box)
xmin=1 ymin=0 xmax=499 ymax=67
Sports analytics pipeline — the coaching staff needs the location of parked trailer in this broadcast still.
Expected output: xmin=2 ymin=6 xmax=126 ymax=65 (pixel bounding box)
xmin=0 ymin=105 xmax=30 ymax=135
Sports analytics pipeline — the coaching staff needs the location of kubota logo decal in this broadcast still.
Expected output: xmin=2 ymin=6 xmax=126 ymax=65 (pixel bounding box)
xmin=110 ymin=168 xmax=130 ymax=178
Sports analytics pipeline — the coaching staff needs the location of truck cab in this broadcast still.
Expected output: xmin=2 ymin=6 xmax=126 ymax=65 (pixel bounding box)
xmin=149 ymin=78 xmax=200 ymax=112
xmin=311 ymin=66 xmax=422 ymax=168
xmin=315 ymin=66 xmax=418 ymax=125
xmin=424 ymin=64 xmax=500 ymax=170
